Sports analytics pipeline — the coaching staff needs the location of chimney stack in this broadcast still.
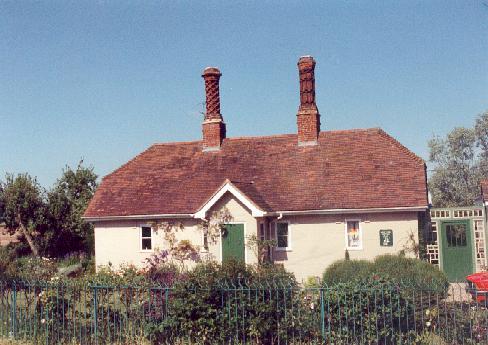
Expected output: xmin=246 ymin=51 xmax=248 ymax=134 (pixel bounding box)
xmin=297 ymin=56 xmax=320 ymax=145
xmin=202 ymin=67 xmax=226 ymax=151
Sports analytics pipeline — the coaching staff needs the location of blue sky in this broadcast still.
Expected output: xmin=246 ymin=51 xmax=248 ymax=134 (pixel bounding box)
xmin=1 ymin=0 xmax=487 ymax=187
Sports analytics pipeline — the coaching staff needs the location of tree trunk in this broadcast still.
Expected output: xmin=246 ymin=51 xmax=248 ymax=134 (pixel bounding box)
xmin=18 ymin=222 xmax=39 ymax=257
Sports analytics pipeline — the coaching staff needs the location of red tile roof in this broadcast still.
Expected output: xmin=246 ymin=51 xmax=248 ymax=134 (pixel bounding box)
xmin=84 ymin=128 xmax=428 ymax=218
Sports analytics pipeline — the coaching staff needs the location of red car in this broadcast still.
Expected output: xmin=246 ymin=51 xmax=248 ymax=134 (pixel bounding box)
xmin=466 ymin=272 xmax=488 ymax=303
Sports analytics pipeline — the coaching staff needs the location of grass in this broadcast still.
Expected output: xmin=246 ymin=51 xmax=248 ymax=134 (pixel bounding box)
xmin=0 ymin=339 xmax=32 ymax=345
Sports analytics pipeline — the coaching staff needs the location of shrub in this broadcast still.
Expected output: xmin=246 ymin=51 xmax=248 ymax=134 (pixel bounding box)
xmin=147 ymin=260 xmax=300 ymax=344
xmin=323 ymin=254 xmax=448 ymax=293
xmin=323 ymin=279 xmax=414 ymax=344
xmin=8 ymin=256 xmax=57 ymax=281
xmin=0 ymin=246 xmax=16 ymax=279
xmin=85 ymin=263 xmax=147 ymax=286
xmin=144 ymin=261 xmax=182 ymax=286
xmin=373 ymin=254 xmax=448 ymax=292
xmin=322 ymin=259 xmax=374 ymax=285
xmin=321 ymin=254 xmax=450 ymax=343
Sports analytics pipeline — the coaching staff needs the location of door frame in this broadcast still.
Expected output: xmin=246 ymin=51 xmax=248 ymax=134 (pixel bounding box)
xmin=440 ymin=219 xmax=474 ymax=280
xmin=220 ymin=222 xmax=247 ymax=264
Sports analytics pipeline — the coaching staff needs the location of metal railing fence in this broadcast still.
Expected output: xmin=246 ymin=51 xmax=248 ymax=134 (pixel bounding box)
xmin=0 ymin=280 xmax=485 ymax=344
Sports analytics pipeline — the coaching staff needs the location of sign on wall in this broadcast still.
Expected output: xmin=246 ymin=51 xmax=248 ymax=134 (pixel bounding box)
xmin=379 ymin=229 xmax=393 ymax=247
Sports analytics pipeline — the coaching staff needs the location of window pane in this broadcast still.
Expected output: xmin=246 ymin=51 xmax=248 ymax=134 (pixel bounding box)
xmin=142 ymin=227 xmax=152 ymax=238
xmin=277 ymin=223 xmax=288 ymax=248
xmin=347 ymin=221 xmax=361 ymax=248
xmin=446 ymin=224 xmax=467 ymax=247
xmin=259 ymin=223 xmax=265 ymax=241
xmin=203 ymin=232 xmax=209 ymax=250
xmin=142 ymin=238 xmax=152 ymax=250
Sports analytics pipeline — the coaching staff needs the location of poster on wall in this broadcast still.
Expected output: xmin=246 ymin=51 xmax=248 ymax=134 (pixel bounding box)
xmin=347 ymin=221 xmax=361 ymax=248
xmin=380 ymin=229 xmax=393 ymax=246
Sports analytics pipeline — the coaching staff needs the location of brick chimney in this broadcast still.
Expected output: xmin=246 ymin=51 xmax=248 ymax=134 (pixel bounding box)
xmin=297 ymin=56 xmax=320 ymax=145
xmin=202 ymin=67 xmax=226 ymax=151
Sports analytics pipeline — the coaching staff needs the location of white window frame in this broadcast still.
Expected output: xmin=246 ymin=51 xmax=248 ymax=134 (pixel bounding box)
xmin=345 ymin=219 xmax=363 ymax=251
xmin=140 ymin=225 xmax=154 ymax=252
xmin=274 ymin=221 xmax=291 ymax=251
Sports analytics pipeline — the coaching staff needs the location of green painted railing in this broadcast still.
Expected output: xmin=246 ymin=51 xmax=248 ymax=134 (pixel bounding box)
xmin=0 ymin=280 xmax=485 ymax=344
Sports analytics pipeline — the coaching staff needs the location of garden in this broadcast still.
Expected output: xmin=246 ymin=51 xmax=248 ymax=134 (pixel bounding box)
xmin=0 ymin=250 xmax=486 ymax=345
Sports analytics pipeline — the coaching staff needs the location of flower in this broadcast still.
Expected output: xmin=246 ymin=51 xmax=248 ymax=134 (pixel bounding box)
xmin=41 ymin=319 xmax=46 ymax=324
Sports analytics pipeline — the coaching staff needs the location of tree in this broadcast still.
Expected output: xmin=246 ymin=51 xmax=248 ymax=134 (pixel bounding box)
xmin=0 ymin=161 xmax=97 ymax=258
xmin=45 ymin=161 xmax=97 ymax=256
xmin=428 ymin=110 xmax=488 ymax=207
xmin=0 ymin=173 xmax=46 ymax=256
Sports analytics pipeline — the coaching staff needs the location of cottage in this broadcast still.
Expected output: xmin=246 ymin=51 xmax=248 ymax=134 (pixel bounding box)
xmin=83 ymin=57 xmax=428 ymax=281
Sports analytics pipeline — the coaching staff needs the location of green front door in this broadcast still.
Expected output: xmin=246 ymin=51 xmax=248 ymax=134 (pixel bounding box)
xmin=441 ymin=220 xmax=473 ymax=281
xmin=222 ymin=224 xmax=245 ymax=262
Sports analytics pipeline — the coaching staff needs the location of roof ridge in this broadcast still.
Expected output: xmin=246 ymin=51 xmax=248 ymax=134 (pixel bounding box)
xmin=153 ymin=139 xmax=201 ymax=146
xmin=151 ymin=128 xmax=379 ymax=145
xmin=375 ymin=128 xmax=424 ymax=164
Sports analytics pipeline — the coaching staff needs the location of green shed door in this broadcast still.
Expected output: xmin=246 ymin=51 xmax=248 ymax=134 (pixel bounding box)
xmin=222 ymin=224 xmax=245 ymax=263
xmin=441 ymin=220 xmax=473 ymax=281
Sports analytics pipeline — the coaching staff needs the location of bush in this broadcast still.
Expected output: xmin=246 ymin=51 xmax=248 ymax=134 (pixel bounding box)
xmin=147 ymin=260 xmax=299 ymax=344
xmin=322 ymin=259 xmax=374 ymax=285
xmin=0 ymin=246 xmax=16 ymax=279
xmin=373 ymin=254 xmax=448 ymax=292
xmin=85 ymin=263 xmax=147 ymax=286
xmin=323 ymin=279 xmax=415 ymax=344
xmin=7 ymin=256 xmax=57 ymax=281
xmin=323 ymin=254 xmax=448 ymax=293
xmin=321 ymin=254 xmax=450 ymax=343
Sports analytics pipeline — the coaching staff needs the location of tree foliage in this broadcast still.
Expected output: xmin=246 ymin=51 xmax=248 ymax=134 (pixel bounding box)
xmin=0 ymin=161 xmax=97 ymax=257
xmin=429 ymin=110 xmax=488 ymax=207
xmin=0 ymin=173 xmax=45 ymax=256
xmin=45 ymin=161 xmax=98 ymax=256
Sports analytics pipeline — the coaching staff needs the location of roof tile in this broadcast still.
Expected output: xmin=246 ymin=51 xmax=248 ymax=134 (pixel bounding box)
xmin=84 ymin=128 xmax=428 ymax=218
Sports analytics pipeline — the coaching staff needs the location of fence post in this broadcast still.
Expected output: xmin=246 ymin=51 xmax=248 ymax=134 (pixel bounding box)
xmin=10 ymin=281 xmax=17 ymax=339
xmin=92 ymin=285 xmax=98 ymax=345
xmin=320 ymin=288 xmax=325 ymax=342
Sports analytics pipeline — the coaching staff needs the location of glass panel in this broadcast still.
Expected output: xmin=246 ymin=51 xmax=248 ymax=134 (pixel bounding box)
xmin=277 ymin=223 xmax=288 ymax=248
xmin=259 ymin=223 xmax=265 ymax=241
xmin=142 ymin=238 xmax=152 ymax=250
xmin=446 ymin=224 xmax=467 ymax=247
xmin=141 ymin=227 xmax=152 ymax=238
xmin=203 ymin=232 xmax=208 ymax=250
xmin=347 ymin=221 xmax=361 ymax=248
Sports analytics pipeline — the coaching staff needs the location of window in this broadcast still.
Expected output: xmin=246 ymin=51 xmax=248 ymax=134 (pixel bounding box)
xmin=141 ymin=226 xmax=153 ymax=251
xmin=275 ymin=222 xmax=290 ymax=250
xmin=266 ymin=223 xmax=272 ymax=241
xmin=202 ymin=230 xmax=209 ymax=251
xmin=345 ymin=220 xmax=362 ymax=250
xmin=259 ymin=223 xmax=265 ymax=241
xmin=446 ymin=224 xmax=467 ymax=247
